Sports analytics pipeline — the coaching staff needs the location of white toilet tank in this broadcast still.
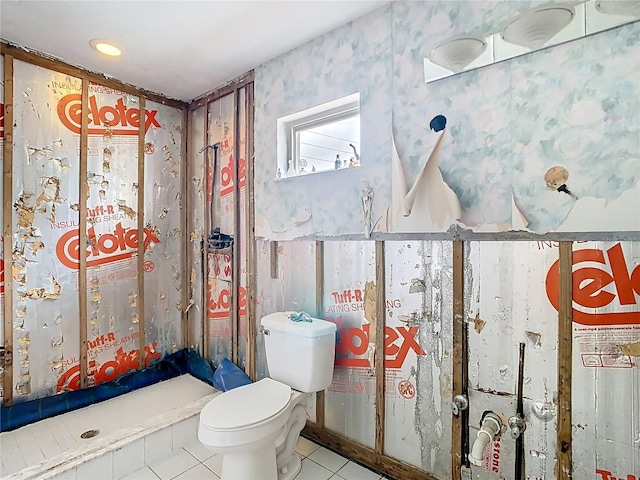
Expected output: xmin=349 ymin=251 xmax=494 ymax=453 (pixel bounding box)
xmin=261 ymin=312 xmax=336 ymax=393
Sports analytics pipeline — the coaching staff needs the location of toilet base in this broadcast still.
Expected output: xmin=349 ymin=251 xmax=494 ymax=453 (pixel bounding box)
xmin=220 ymin=442 xmax=278 ymax=480
xmin=277 ymin=452 xmax=302 ymax=480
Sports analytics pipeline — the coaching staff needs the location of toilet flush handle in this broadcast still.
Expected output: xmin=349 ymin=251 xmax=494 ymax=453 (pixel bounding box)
xmin=260 ymin=327 xmax=271 ymax=336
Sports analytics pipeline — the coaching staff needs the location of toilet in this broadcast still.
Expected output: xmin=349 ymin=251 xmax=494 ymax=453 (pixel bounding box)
xmin=198 ymin=312 xmax=336 ymax=480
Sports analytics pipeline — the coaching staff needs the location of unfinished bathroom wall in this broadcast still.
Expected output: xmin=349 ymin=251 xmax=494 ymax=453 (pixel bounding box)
xmin=384 ymin=241 xmax=453 ymax=478
xmin=254 ymin=240 xmax=317 ymax=380
xmin=143 ymin=100 xmax=184 ymax=359
xmin=4 ymin=57 xmax=186 ymax=403
xmin=11 ymin=60 xmax=82 ymax=399
xmin=186 ymin=79 xmax=252 ymax=372
xmin=186 ymin=106 xmax=206 ymax=352
xmin=465 ymin=241 xmax=560 ymax=479
xmin=237 ymin=87 xmax=248 ymax=370
xmin=205 ymin=93 xmax=235 ymax=366
xmin=0 ymin=55 xmax=5 ymax=400
xmin=322 ymin=241 xmax=377 ymax=448
xmin=83 ymin=83 xmax=142 ymax=387
xmin=570 ymin=241 xmax=640 ymax=479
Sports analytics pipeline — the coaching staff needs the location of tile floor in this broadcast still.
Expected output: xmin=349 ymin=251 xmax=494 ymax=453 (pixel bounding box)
xmin=122 ymin=436 xmax=390 ymax=480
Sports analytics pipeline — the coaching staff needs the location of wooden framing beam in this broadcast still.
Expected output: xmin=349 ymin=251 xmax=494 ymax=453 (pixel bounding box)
xmin=202 ymin=102 xmax=211 ymax=361
xmin=244 ymin=83 xmax=257 ymax=381
xmin=557 ymin=241 xmax=573 ymax=479
xmin=180 ymin=108 xmax=189 ymax=349
xmin=231 ymin=89 xmax=240 ymax=366
xmin=78 ymin=77 xmax=89 ymax=389
xmin=374 ymin=241 xmax=386 ymax=455
xmin=0 ymin=42 xmax=185 ymax=109
xmin=315 ymin=240 xmax=325 ymax=427
xmin=2 ymin=54 xmax=14 ymax=406
xmin=136 ymin=96 xmax=146 ymax=370
xmin=451 ymin=238 xmax=465 ymax=479
xmin=303 ymin=423 xmax=438 ymax=480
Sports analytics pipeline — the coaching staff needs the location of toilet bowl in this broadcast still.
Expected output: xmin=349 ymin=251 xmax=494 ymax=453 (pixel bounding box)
xmin=198 ymin=378 xmax=311 ymax=480
xmin=199 ymin=312 xmax=336 ymax=480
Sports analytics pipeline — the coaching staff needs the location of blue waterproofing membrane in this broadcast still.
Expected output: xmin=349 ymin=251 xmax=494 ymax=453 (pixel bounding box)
xmin=0 ymin=349 xmax=217 ymax=432
xmin=212 ymin=357 xmax=252 ymax=392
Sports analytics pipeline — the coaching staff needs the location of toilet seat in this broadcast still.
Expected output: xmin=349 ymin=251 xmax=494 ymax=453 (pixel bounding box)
xmin=200 ymin=378 xmax=292 ymax=431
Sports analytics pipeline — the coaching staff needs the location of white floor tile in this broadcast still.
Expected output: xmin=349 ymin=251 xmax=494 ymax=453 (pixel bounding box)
xmin=149 ymin=449 xmax=199 ymax=480
xmin=174 ymin=463 xmax=220 ymax=480
xmin=295 ymin=437 xmax=321 ymax=457
xmin=307 ymin=447 xmax=349 ymax=473
xmin=183 ymin=441 xmax=217 ymax=462
xmin=76 ymin=452 xmax=114 ymax=480
xmin=203 ymin=453 xmax=223 ymax=476
xmin=329 ymin=476 xmax=347 ymax=480
xmin=293 ymin=458 xmax=333 ymax=480
xmin=121 ymin=466 xmax=161 ymax=480
xmin=114 ymin=438 xmax=146 ymax=480
xmin=335 ymin=461 xmax=381 ymax=480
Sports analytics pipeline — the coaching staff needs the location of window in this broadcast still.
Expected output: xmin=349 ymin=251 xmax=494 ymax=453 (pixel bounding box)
xmin=277 ymin=93 xmax=360 ymax=178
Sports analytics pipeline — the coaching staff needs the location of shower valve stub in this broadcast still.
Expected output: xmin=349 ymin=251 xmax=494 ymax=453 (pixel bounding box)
xmin=452 ymin=394 xmax=468 ymax=416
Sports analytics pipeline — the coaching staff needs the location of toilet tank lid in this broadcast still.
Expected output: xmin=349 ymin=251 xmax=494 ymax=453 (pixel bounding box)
xmin=261 ymin=312 xmax=337 ymax=337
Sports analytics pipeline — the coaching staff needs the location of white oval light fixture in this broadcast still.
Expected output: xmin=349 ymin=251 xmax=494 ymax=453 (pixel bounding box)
xmin=89 ymin=39 xmax=122 ymax=57
xmin=428 ymin=36 xmax=487 ymax=74
xmin=595 ymin=0 xmax=640 ymax=17
xmin=501 ymin=4 xmax=574 ymax=50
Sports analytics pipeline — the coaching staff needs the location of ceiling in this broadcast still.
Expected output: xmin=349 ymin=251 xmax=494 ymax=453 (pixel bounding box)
xmin=0 ymin=1 xmax=389 ymax=102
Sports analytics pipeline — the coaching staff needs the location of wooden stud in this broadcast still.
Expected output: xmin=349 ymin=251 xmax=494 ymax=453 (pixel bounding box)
xmin=2 ymin=54 xmax=14 ymax=406
xmin=315 ymin=240 xmax=325 ymax=427
xmin=557 ymin=241 xmax=573 ymax=479
xmin=78 ymin=77 xmax=89 ymax=389
xmin=180 ymin=108 xmax=189 ymax=349
xmin=244 ymin=83 xmax=257 ymax=381
xmin=231 ymin=89 xmax=240 ymax=366
xmin=303 ymin=423 xmax=438 ymax=480
xmin=203 ymin=103 xmax=211 ymax=361
xmin=374 ymin=241 xmax=386 ymax=455
xmin=0 ymin=42 xmax=185 ymax=109
xmin=269 ymin=241 xmax=278 ymax=279
xmin=189 ymin=71 xmax=255 ymax=111
xmin=137 ymin=97 xmax=146 ymax=370
xmin=451 ymin=238 xmax=464 ymax=480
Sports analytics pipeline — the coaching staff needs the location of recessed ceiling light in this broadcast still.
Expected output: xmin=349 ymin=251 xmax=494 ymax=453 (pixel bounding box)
xmin=428 ymin=36 xmax=487 ymax=73
xmin=89 ymin=39 xmax=122 ymax=57
xmin=501 ymin=4 xmax=575 ymax=50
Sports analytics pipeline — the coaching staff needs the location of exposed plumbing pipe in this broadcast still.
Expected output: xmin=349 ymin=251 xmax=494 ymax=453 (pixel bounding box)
xmin=469 ymin=412 xmax=503 ymax=466
xmin=513 ymin=342 xmax=527 ymax=479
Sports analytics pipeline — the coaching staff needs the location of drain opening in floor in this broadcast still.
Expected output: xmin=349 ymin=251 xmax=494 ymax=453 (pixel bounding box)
xmin=80 ymin=429 xmax=100 ymax=439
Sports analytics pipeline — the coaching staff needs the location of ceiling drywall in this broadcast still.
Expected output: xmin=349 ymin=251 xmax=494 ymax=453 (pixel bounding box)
xmin=0 ymin=0 xmax=389 ymax=102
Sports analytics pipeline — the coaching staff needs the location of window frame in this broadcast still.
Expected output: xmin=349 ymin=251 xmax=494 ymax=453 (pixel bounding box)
xmin=277 ymin=93 xmax=360 ymax=178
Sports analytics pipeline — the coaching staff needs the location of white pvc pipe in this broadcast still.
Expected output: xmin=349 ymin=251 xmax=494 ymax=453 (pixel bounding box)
xmin=469 ymin=415 xmax=502 ymax=466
